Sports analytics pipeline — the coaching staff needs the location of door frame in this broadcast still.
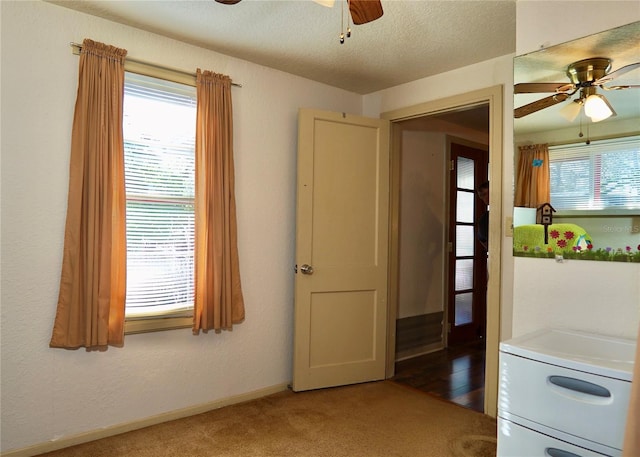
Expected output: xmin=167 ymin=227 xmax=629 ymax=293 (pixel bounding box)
xmin=381 ymin=85 xmax=503 ymax=417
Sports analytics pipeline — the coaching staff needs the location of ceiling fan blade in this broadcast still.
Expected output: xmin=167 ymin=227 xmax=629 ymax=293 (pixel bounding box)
xmin=514 ymin=82 xmax=575 ymax=94
xmin=594 ymin=61 xmax=640 ymax=85
xmin=215 ymin=0 xmax=242 ymax=4
xmin=514 ymin=93 xmax=570 ymax=119
xmin=349 ymin=0 xmax=383 ymax=25
xmin=601 ymin=84 xmax=640 ymax=90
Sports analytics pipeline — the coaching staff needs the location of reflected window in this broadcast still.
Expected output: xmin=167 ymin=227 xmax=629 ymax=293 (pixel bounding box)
xmin=550 ymin=136 xmax=640 ymax=211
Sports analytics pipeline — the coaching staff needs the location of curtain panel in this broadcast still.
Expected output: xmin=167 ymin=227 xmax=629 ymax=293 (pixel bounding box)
xmin=50 ymin=39 xmax=128 ymax=350
xmin=193 ymin=69 xmax=245 ymax=333
xmin=514 ymin=144 xmax=550 ymax=211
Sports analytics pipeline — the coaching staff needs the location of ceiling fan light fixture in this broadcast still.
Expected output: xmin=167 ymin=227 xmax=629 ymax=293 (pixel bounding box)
xmin=584 ymin=94 xmax=615 ymax=122
xmin=559 ymin=99 xmax=583 ymax=122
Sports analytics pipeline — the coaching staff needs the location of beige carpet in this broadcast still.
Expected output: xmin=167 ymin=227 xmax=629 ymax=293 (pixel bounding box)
xmin=39 ymin=381 xmax=496 ymax=457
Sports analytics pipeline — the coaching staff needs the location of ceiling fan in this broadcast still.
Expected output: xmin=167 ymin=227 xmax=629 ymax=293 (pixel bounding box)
xmin=514 ymin=57 xmax=640 ymax=122
xmin=214 ymin=0 xmax=384 ymax=25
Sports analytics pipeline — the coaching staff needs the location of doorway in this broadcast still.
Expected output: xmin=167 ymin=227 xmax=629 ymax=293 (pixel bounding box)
xmin=382 ymin=86 xmax=503 ymax=417
xmin=390 ymin=110 xmax=489 ymax=411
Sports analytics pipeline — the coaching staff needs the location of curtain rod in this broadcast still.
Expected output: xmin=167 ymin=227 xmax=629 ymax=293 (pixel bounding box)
xmin=547 ymin=131 xmax=640 ymax=148
xmin=70 ymin=42 xmax=242 ymax=88
xmin=517 ymin=131 xmax=640 ymax=149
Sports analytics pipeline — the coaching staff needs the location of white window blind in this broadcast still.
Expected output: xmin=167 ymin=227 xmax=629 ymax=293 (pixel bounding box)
xmin=123 ymin=72 xmax=196 ymax=319
xmin=549 ymin=135 xmax=640 ymax=212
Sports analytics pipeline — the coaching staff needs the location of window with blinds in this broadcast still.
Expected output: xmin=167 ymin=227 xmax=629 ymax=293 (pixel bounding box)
xmin=123 ymin=72 xmax=196 ymax=320
xmin=549 ymin=135 xmax=640 ymax=212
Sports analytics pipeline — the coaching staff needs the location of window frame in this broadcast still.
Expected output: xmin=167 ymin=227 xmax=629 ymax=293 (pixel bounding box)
xmin=122 ymin=62 xmax=198 ymax=335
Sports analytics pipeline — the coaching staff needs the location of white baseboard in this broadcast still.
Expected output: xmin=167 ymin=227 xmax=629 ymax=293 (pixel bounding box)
xmin=2 ymin=383 xmax=290 ymax=457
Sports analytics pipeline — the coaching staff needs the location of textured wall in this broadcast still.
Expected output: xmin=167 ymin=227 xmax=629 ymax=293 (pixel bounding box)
xmin=0 ymin=1 xmax=361 ymax=452
xmin=398 ymin=131 xmax=446 ymax=319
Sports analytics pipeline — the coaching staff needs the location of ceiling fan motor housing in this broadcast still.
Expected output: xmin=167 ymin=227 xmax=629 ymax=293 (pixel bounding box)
xmin=566 ymin=58 xmax=612 ymax=88
xmin=515 ymin=55 xmax=640 ymax=119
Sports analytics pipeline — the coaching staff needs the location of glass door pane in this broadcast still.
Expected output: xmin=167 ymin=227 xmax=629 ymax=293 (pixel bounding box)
xmin=455 ymin=293 xmax=473 ymax=326
xmin=457 ymin=156 xmax=475 ymax=189
xmin=456 ymin=191 xmax=474 ymax=222
xmin=456 ymin=226 xmax=474 ymax=257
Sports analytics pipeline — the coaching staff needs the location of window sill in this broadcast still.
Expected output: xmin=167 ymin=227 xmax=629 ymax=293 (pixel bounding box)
xmin=125 ymin=316 xmax=192 ymax=334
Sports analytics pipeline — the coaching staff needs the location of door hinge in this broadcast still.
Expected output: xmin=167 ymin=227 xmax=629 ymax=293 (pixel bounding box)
xmin=450 ymin=159 xmax=454 ymax=171
xmin=447 ymin=323 xmax=452 ymax=333
xmin=448 ymin=241 xmax=453 ymax=252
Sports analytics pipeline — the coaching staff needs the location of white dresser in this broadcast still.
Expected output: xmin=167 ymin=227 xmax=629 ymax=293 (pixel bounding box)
xmin=497 ymin=328 xmax=635 ymax=457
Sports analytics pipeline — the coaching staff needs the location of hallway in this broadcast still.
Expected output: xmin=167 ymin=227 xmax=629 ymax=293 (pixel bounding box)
xmin=391 ymin=340 xmax=486 ymax=413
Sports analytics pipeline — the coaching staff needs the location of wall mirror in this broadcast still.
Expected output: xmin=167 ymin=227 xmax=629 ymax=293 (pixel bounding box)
xmin=513 ymin=21 xmax=640 ymax=262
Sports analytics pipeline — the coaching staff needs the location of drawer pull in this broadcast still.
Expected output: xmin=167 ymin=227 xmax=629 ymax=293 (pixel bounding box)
xmin=548 ymin=375 xmax=611 ymax=398
xmin=545 ymin=448 xmax=583 ymax=457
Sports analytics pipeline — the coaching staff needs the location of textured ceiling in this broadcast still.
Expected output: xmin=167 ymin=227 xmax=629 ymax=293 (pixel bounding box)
xmin=47 ymin=0 xmax=517 ymax=95
xmin=45 ymin=2 xmax=638 ymax=134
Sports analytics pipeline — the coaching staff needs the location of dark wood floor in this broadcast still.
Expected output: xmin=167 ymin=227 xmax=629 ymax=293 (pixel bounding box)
xmin=391 ymin=339 xmax=486 ymax=413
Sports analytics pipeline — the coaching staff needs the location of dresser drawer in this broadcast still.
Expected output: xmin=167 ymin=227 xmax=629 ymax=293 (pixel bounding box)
xmin=499 ymin=352 xmax=630 ymax=450
xmin=497 ymin=418 xmax=613 ymax=457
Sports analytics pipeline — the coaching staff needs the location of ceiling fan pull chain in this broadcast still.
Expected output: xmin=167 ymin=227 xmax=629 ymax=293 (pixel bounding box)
xmin=340 ymin=0 xmax=345 ymax=43
xmin=346 ymin=0 xmax=352 ymax=37
xmin=578 ymin=111 xmax=591 ymax=144
xmin=339 ymin=0 xmax=352 ymax=44
xmin=578 ymin=116 xmax=584 ymax=138
xmin=585 ymin=123 xmax=591 ymax=145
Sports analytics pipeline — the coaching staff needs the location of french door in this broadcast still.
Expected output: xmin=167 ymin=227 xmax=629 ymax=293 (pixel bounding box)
xmin=447 ymin=141 xmax=488 ymax=345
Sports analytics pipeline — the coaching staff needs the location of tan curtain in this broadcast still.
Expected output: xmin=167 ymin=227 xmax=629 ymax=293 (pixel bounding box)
xmin=50 ymin=39 xmax=128 ymax=350
xmin=514 ymin=144 xmax=550 ymax=209
xmin=193 ymin=69 xmax=245 ymax=333
xmin=623 ymin=324 xmax=640 ymax=455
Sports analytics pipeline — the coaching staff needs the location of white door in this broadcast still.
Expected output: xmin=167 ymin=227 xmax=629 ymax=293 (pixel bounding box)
xmin=292 ymin=109 xmax=390 ymax=392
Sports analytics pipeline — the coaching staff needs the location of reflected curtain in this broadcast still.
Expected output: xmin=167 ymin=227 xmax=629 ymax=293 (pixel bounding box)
xmin=193 ymin=69 xmax=245 ymax=333
xmin=623 ymin=324 xmax=640 ymax=455
xmin=50 ymin=39 xmax=127 ymax=350
xmin=514 ymin=144 xmax=550 ymax=210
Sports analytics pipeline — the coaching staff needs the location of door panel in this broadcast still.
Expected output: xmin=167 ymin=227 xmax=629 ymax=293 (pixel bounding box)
xmin=309 ymin=291 xmax=376 ymax=366
xmin=293 ymin=109 xmax=390 ymax=392
xmin=448 ymin=142 xmax=488 ymax=345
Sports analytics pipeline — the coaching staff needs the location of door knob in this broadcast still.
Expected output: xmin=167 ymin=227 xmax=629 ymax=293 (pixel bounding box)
xmin=300 ymin=264 xmax=314 ymax=275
